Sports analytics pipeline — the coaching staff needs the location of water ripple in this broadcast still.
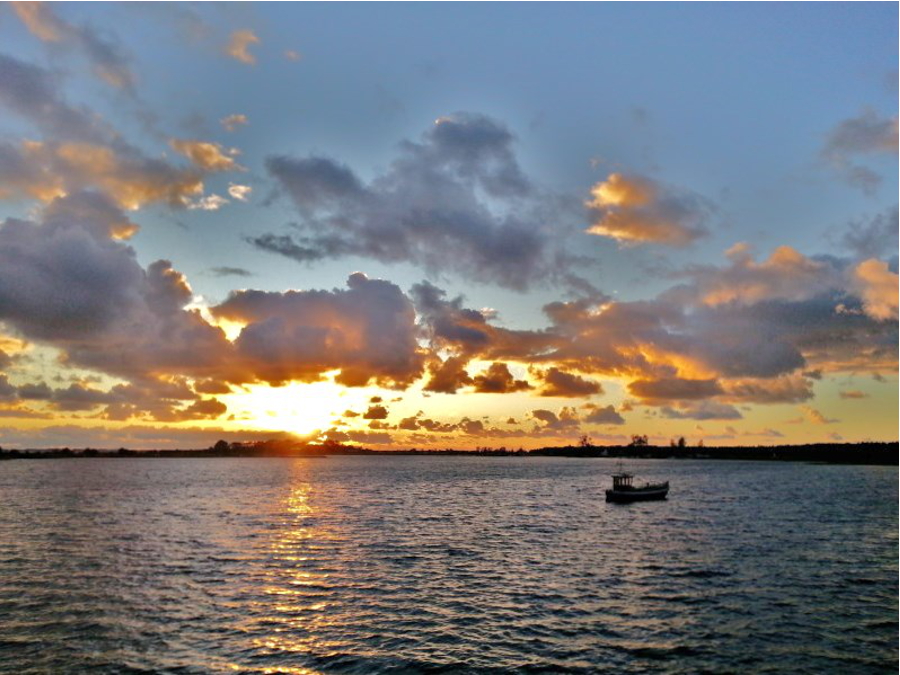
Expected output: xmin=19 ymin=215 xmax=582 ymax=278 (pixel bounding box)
xmin=0 ymin=457 xmax=896 ymax=673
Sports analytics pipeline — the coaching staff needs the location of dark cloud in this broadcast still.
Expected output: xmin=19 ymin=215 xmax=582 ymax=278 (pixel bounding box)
xmin=259 ymin=113 xmax=584 ymax=290
xmin=212 ymin=273 xmax=424 ymax=388
xmin=16 ymin=381 xmax=53 ymax=400
xmin=0 ymin=53 xmax=107 ymax=141
xmin=0 ymin=374 xmax=18 ymax=400
xmin=723 ymin=375 xmax=814 ymax=404
xmin=423 ymin=356 xmax=473 ymax=394
xmin=210 ymin=266 xmax=253 ymax=278
xmin=182 ymin=398 xmax=227 ymax=419
xmin=531 ymin=407 xmax=580 ymax=432
xmin=0 ymin=194 xmax=234 ymax=391
xmin=537 ymin=367 xmax=602 ymax=397
xmin=583 ymin=404 xmax=625 ymax=425
xmin=822 ymin=109 xmax=898 ymax=195
xmin=471 ymin=362 xmax=530 ymax=394
xmin=363 ymin=405 xmax=388 ymax=420
xmin=628 ymin=377 xmax=723 ymax=401
xmin=833 ymin=207 xmax=899 ymax=259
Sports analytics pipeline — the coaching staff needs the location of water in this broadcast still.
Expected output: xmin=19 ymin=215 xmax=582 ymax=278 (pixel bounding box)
xmin=0 ymin=457 xmax=896 ymax=674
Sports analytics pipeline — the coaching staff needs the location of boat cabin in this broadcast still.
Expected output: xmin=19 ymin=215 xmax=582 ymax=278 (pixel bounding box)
xmin=611 ymin=472 xmax=634 ymax=490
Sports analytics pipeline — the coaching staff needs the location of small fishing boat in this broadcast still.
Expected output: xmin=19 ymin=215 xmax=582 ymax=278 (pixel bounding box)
xmin=605 ymin=471 xmax=669 ymax=503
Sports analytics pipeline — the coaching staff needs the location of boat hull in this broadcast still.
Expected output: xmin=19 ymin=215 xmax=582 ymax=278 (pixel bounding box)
xmin=605 ymin=484 xmax=669 ymax=503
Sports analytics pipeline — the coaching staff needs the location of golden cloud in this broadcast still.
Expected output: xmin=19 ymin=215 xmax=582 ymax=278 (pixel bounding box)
xmin=226 ymin=30 xmax=260 ymax=65
xmin=586 ymin=172 xmax=710 ymax=246
xmin=851 ymin=259 xmax=898 ymax=321
xmin=169 ymin=139 xmax=242 ymax=172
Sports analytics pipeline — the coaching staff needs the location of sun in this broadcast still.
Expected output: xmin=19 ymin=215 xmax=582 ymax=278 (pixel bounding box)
xmin=222 ymin=379 xmax=355 ymax=437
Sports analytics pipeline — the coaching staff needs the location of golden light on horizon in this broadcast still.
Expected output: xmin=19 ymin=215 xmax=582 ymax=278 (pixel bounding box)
xmin=221 ymin=378 xmax=358 ymax=437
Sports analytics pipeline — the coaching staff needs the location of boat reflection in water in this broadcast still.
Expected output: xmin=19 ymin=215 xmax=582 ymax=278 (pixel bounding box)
xmin=605 ymin=471 xmax=669 ymax=503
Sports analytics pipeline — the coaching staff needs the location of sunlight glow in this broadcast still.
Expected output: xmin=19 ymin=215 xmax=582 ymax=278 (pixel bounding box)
xmin=222 ymin=378 xmax=359 ymax=437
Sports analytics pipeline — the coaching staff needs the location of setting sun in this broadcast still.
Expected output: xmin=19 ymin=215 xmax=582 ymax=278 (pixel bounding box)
xmin=222 ymin=378 xmax=356 ymax=437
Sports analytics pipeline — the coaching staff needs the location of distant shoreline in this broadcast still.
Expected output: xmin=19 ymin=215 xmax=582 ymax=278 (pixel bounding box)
xmin=0 ymin=442 xmax=896 ymax=466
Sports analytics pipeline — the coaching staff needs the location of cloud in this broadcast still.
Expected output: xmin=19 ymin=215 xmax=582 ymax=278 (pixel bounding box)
xmin=583 ymin=404 xmax=625 ymax=425
xmin=531 ymin=407 xmax=580 ymax=432
xmin=185 ymin=194 xmax=228 ymax=211
xmin=0 ymin=140 xmax=205 ymax=209
xmin=850 ymin=259 xmax=898 ymax=321
xmin=210 ymin=266 xmax=252 ymax=278
xmin=259 ymin=113 xmax=585 ymax=290
xmin=211 ymin=273 xmax=425 ymax=388
xmin=835 ymin=207 xmax=899 ymax=259
xmin=682 ymin=244 xmax=840 ymax=307
xmin=423 ymin=356 xmax=473 ymax=393
xmin=220 ymin=114 xmax=248 ymax=132
xmin=660 ymin=401 xmax=742 ymax=420
xmin=0 ymin=56 xmax=216 ymax=209
xmin=628 ymin=377 xmax=723 ymax=402
xmin=585 ymin=172 xmax=711 ymax=246
xmin=284 ymin=50 xmax=303 ymax=62
xmin=0 ymin=53 xmax=113 ymax=142
xmin=228 ymin=183 xmax=252 ymax=201
xmin=41 ymin=190 xmax=140 ymax=240
xmin=411 ymin=280 xmax=556 ymax=362
xmin=537 ymin=367 xmax=602 ymax=397
xmin=363 ymin=404 xmax=388 ymax=420
xmin=345 ymin=430 xmax=392 ymax=445
xmin=822 ymin=109 xmax=899 ymax=195
xmin=723 ymin=375 xmax=814 ymax=404
xmin=226 ymin=30 xmax=260 ymax=65
xmin=839 ymin=390 xmax=868 ymax=400
xmin=471 ymin=362 xmax=531 ymax=394
xmin=801 ymin=405 xmax=838 ymax=425
xmin=11 ymin=2 xmax=135 ymax=89
xmin=182 ymin=398 xmax=227 ymax=419
xmin=0 ymin=198 xmax=233 ymax=388
xmin=170 ymin=139 xmax=242 ymax=172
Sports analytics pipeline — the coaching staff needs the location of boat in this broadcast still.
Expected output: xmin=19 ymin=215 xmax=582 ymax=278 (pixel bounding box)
xmin=605 ymin=471 xmax=669 ymax=503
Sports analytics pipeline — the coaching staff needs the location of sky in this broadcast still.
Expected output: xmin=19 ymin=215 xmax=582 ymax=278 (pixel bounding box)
xmin=0 ymin=2 xmax=896 ymax=450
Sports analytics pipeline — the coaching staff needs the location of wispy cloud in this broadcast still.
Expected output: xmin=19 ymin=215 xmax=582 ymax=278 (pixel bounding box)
xmin=822 ymin=109 xmax=898 ymax=195
xmin=11 ymin=2 xmax=135 ymax=89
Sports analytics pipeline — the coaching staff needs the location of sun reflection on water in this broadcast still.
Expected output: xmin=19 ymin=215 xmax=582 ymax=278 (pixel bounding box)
xmin=239 ymin=478 xmax=350 ymax=667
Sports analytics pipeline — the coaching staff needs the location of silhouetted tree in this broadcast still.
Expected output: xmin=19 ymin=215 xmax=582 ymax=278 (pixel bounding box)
xmin=213 ymin=439 xmax=230 ymax=454
xmin=677 ymin=437 xmax=686 ymax=448
xmin=629 ymin=434 xmax=649 ymax=447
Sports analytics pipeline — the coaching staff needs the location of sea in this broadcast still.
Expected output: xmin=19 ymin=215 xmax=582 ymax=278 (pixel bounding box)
xmin=0 ymin=456 xmax=896 ymax=674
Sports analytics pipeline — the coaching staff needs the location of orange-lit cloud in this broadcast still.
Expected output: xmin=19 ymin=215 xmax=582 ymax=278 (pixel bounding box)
xmin=537 ymin=367 xmax=602 ymax=397
xmin=850 ymin=259 xmax=898 ymax=321
xmin=212 ymin=273 xmax=425 ymax=389
xmin=226 ymin=30 xmax=260 ymax=65
xmin=170 ymin=139 xmax=242 ymax=172
xmin=2 ymin=140 xmax=205 ymax=210
xmin=472 ymin=362 xmax=531 ymax=394
xmin=585 ymin=172 xmax=710 ymax=246
xmin=691 ymin=244 xmax=836 ymax=307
